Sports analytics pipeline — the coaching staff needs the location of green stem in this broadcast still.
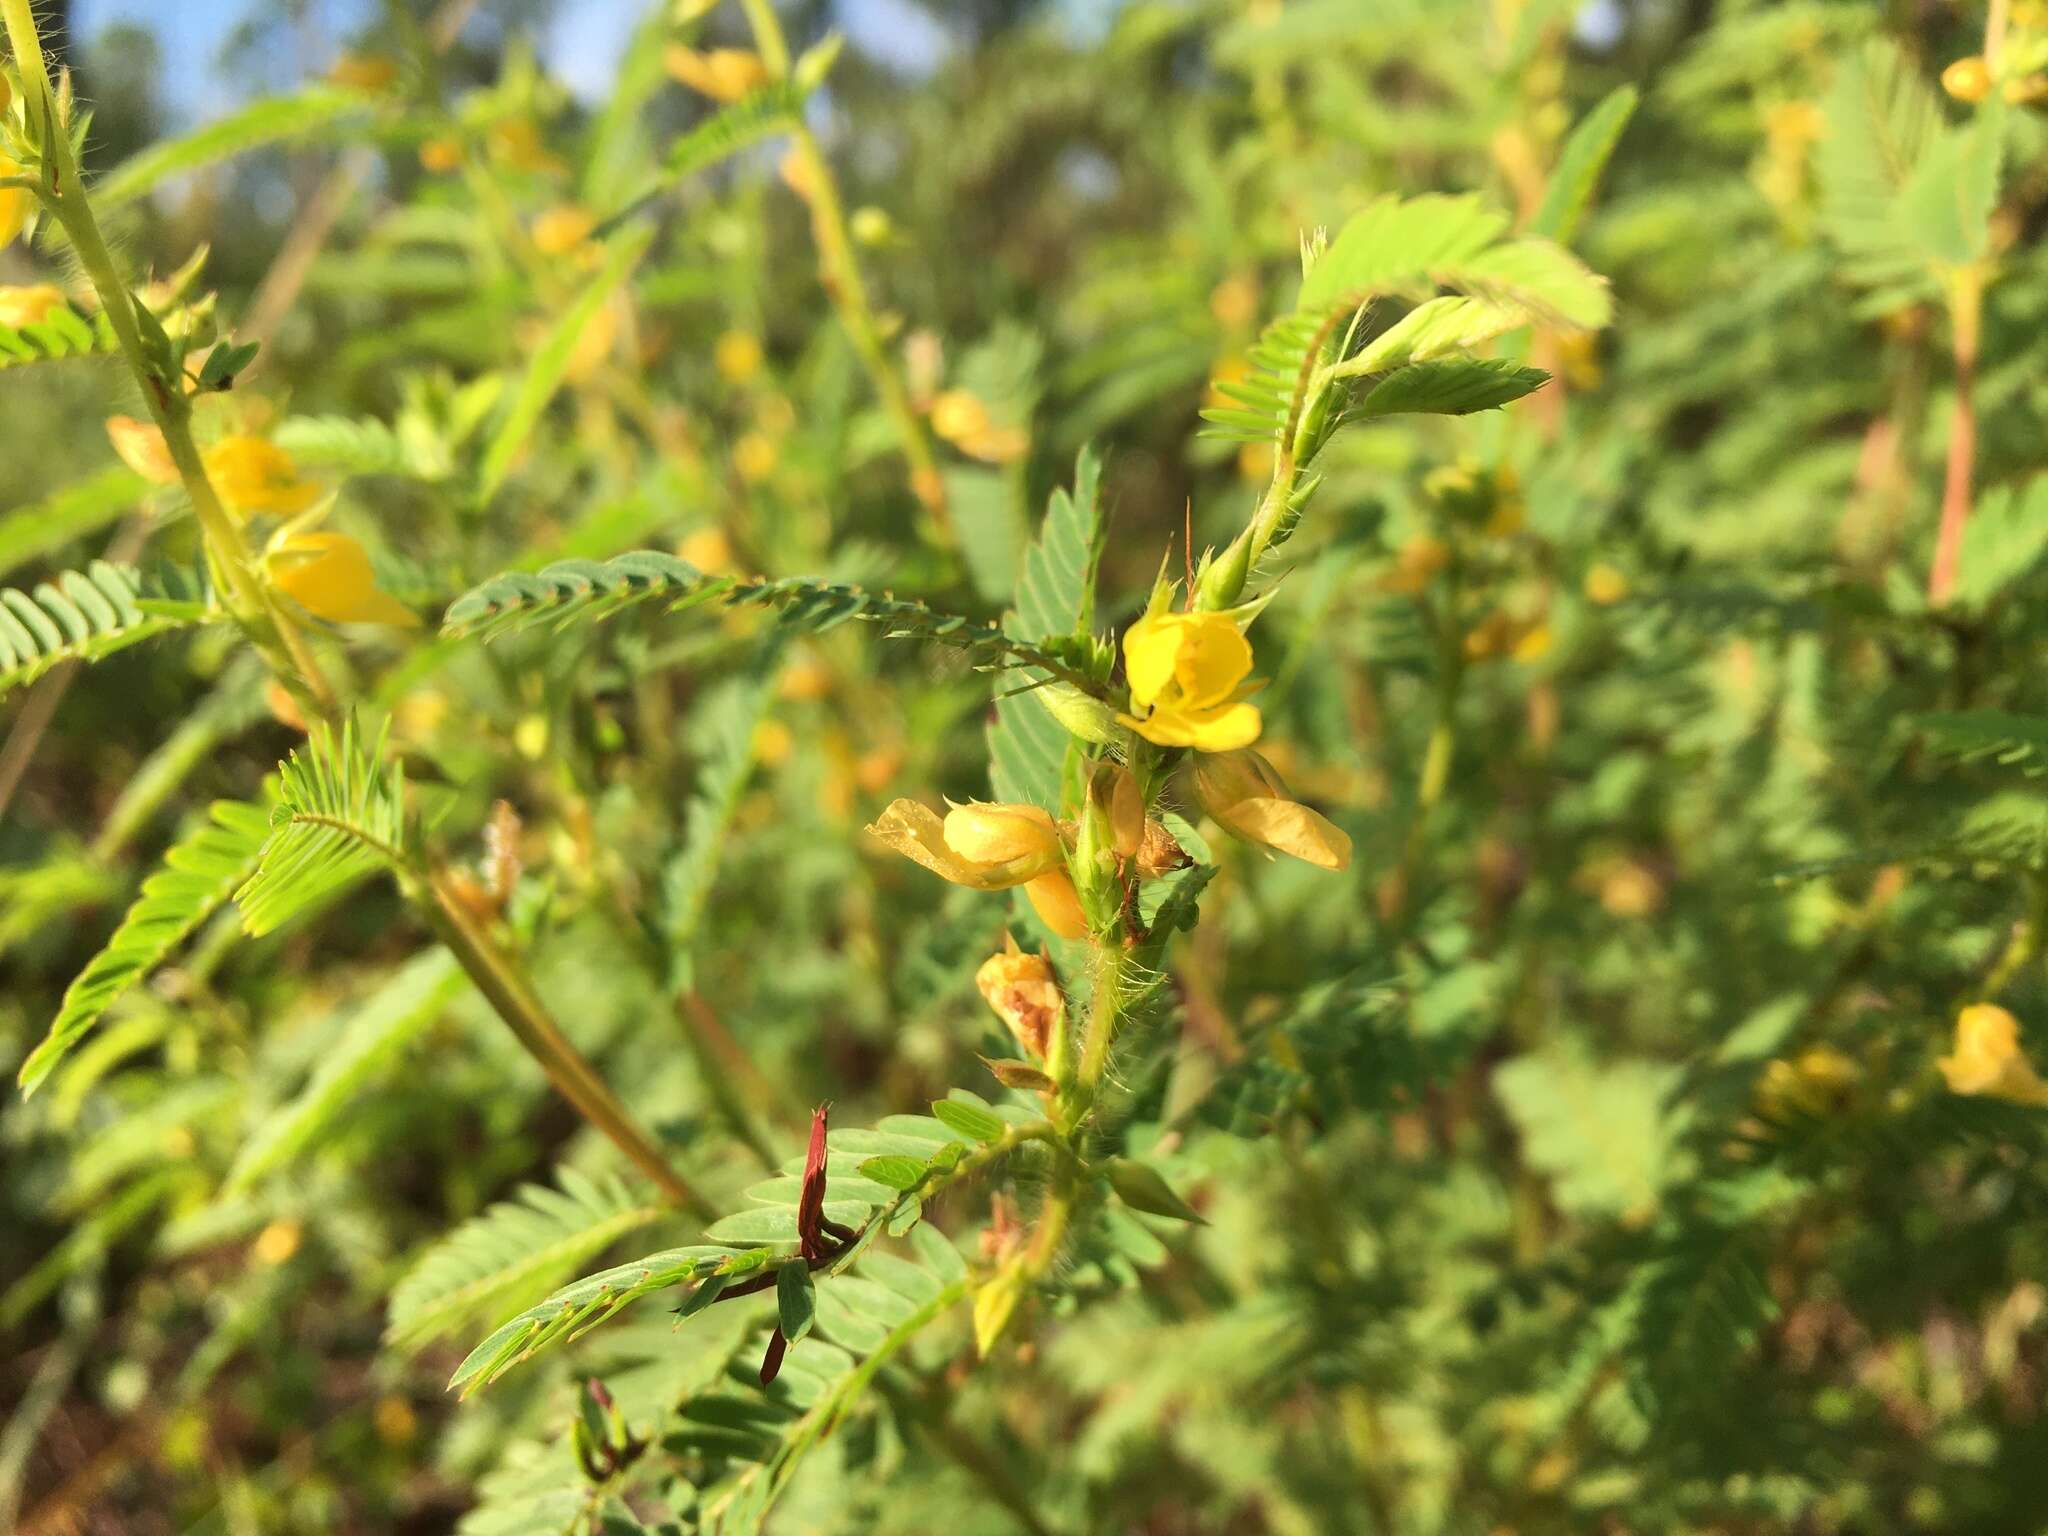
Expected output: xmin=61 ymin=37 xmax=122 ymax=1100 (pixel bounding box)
xmin=2 ymin=0 xmax=336 ymax=724
xmin=423 ymin=871 xmax=712 ymax=1216
xmin=735 ymin=0 xmax=950 ymax=543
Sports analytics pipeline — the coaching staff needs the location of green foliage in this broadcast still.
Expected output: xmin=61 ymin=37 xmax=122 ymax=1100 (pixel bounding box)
xmin=0 ymin=561 xmax=212 ymax=697
xmin=93 ymin=88 xmax=369 ymax=209
xmin=17 ymin=800 xmax=271 ymax=1096
xmin=0 ymin=303 xmax=118 ymax=371
xmin=387 ymin=1167 xmax=665 ymax=1351
xmin=236 ymin=718 xmax=410 ymax=937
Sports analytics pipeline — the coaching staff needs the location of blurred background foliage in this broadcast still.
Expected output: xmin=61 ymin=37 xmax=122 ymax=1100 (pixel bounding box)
xmin=5 ymin=0 xmax=2048 ymax=1532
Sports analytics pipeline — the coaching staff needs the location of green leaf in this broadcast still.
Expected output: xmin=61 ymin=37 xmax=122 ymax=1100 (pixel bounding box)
xmin=1495 ymin=1044 xmax=1681 ymax=1219
xmin=95 ymin=89 xmax=368 ymax=209
xmin=1531 ymin=84 xmax=1639 ymax=243
xmin=776 ymin=1263 xmax=816 ymax=1343
xmin=17 ymin=800 xmax=272 ymax=1096
xmin=855 ymin=1155 xmax=928 ymax=1191
xmin=930 ymin=1098 xmax=1006 ymax=1144
xmin=236 ymin=718 xmax=409 ymax=937
xmin=387 ymin=1167 xmax=664 ymax=1350
xmin=478 ymin=224 xmax=653 ymax=498
xmin=1914 ymin=711 xmax=2048 ymax=778
xmin=0 ymin=467 xmax=149 ymax=581
xmin=1950 ymin=478 xmax=2048 ymax=611
xmin=450 ymin=1244 xmax=744 ymax=1396
xmin=0 ymin=304 xmax=119 ymax=372
xmin=1103 ymin=1158 xmax=1207 ymax=1224
xmin=1356 ymin=358 xmax=1550 ymax=419
xmin=224 ymin=949 xmax=469 ymax=1193
xmin=0 ymin=562 xmax=213 ymax=698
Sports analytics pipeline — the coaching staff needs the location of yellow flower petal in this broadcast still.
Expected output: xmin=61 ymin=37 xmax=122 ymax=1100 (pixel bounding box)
xmin=943 ymin=801 xmax=1060 ymax=867
xmin=1122 ymin=612 xmax=1186 ymax=709
xmin=1024 ymin=871 xmax=1090 ymax=940
xmin=1191 ymin=748 xmax=1350 ymax=870
xmin=106 ymin=416 xmax=180 ymax=485
xmin=865 ymin=799 xmax=1053 ymax=889
xmin=1939 ymin=1004 xmax=2048 ymax=1106
xmin=268 ymin=531 xmax=419 ymax=627
xmin=205 ymin=436 xmax=321 ymax=518
xmin=1120 ymin=698 xmax=1262 ymax=752
xmin=0 ymin=283 xmax=65 ymax=329
xmin=663 ymin=44 xmax=769 ymax=102
xmin=532 ymin=204 xmax=597 ymax=257
xmin=0 ymin=154 xmax=30 ymax=250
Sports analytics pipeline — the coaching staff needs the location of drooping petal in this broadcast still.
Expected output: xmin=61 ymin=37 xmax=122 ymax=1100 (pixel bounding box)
xmin=1219 ymin=797 xmax=1352 ymax=871
xmin=942 ymin=801 xmax=1060 ymax=867
xmin=1023 ymin=871 xmax=1090 ymax=940
xmin=866 ymin=800 xmax=1041 ymax=889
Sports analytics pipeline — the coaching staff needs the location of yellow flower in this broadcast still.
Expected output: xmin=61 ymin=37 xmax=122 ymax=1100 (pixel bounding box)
xmin=1190 ymin=749 xmax=1351 ymax=871
xmin=678 ymin=526 xmax=735 ymax=573
xmin=0 ymin=283 xmax=65 ymax=329
xmin=663 ymin=44 xmax=770 ymax=102
xmin=715 ymin=329 xmax=764 ymax=382
xmin=328 ymin=52 xmax=399 ymax=91
xmin=976 ymin=934 xmax=1064 ymax=1060
xmin=1942 ymin=57 xmax=1992 ymax=104
xmin=929 ymin=389 xmax=1028 ymax=463
xmin=205 ymin=436 xmax=321 ymax=518
xmin=265 ymin=527 xmax=420 ymax=627
xmin=1118 ymin=610 xmax=1262 ymax=751
xmin=733 ymin=431 xmax=778 ymax=483
xmin=866 ymin=799 xmax=1089 ymax=940
xmin=418 ymin=137 xmax=463 ymax=173
xmin=1754 ymin=1046 xmax=1858 ymax=1123
xmin=106 ymin=415 xmax=180 ymax=484
xmin=532 ymin=204 xmax=597 ymax=257
xmin=1583 ymin=562 xmax=1630 ymax=605
xmin=1938 ymin=1004 xmax=2048 ymax=1107
xmin=0 ymin=153 xmax=31 ymax=250
xmin=252 ymin=1219 xmax=302 ymax=1266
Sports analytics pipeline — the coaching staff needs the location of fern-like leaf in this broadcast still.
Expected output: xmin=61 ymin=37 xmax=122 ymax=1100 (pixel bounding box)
xmin=16 ymin=800 xmax=272 ymax=1097
xmin=0 ymin=561 xmax=213 ymax=697
xmin=1915 ymin=711 xmax=2048 ymax=778
xmin=388 ymin=1166 xmax=664 ymax=1350
xmin=236 ymin=718 xmax=410 ymax=936
xmin=0 ymin=303 xmax=118 ymax=371
xmin=441 ymin=552 xmax=1104 ymax=694
xmin=95 ymin=88 xmax=369 ymax=209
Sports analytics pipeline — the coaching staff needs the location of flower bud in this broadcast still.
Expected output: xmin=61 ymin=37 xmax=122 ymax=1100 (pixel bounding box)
xmin=1190 ymin=749 xmax=1351 ymax=871
xmin=975 ymin=934 xmax=1064 ymax=1060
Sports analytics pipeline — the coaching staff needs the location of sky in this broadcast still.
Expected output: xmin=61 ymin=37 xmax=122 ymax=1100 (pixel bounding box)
xmin=69 ymin=0 xmax=1018 ymax=121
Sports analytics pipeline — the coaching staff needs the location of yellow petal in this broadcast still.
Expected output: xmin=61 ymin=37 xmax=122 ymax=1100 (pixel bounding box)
xmin=0 ymin=283 xmax=65 ymax=329
xmin=866 ymin=799 xmax=1040 ymax=889
xmin=532 ymin=204 xmax=597 ymax=257
xmin=663 ymin=44 xmax=769 ymax=102
xmin=1122 ymin=612 xmax=1186 ymax=709
xmin=1024 ymin=871 xmax=1090 ymax=940
xmin=205 ymin=436 xmax=321 ymax=518
xmin=943 ymin=801 xmax=1060 ymax=868
xmin=0 ymin=155 xmax=29 ymax=250
xmin=269 ymin=532 xmax=419 ymax=626
xmin=1218 ymin=797 xmax=1351 ymax=871
xmin=1171 ymin=614 xmax=1254 ymax=707
xmin=106 ymin=416 xmax=181 ymax=485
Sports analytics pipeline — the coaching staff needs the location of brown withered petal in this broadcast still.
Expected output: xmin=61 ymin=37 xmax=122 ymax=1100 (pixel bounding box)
xmin=1135 ymin=818 xmax=1192 ymax=878
xmin=975 ymin=937 xmax=1065 ymax=1060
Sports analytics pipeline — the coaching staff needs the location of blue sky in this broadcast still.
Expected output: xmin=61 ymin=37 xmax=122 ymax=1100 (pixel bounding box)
xmin=70 ymin=0 xmax=1043 ymax=121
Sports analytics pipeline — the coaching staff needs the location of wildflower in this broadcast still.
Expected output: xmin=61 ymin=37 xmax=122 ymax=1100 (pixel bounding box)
xmin=1511 ymin=622 xmax=1553 ymax=663
xmin=0 ymin=283 xmax=64 ymax=329
xmin=1942 ymin=57 xmax=1992 ymax=104
xmin=1755 ymin=1046 xmax=1858 ymax=1123
xmin=328 ymin=52 xmax=399 ymax=91
xmin=664 ymin=44 xmax=770 ymax=102
xmin=1190 ymin=749 xmax=1351 ymax=871
xmin=532 ymin=204 xmax=597 ymax=256
xmin=1938 ymin=1004 xmax=2048 ymax=1107
xmin=419 ymin=137 xmax=462 ymax=173
xmin=976 ymin=934 xmax=1064 ymax=1060
xmin=929 ymin=389 xmax=1027 ymax=463
xmin=488 ymin=118 xmax=563 ymax=175
xmin=733 ymin=431 xmax=778 ymax=483
xmin=265 ymin=522 xmax=420 ymax=627
xmin=1381 ymin=533 xmax=1449 ymax=595
xmin=1118 ymin=610 xmax=1262 ymax=751
xmin=678 ymin=526 xmax=735 ymax=573
xmin=252 ymin=1219 xmax=302 ymax=1266
xmin=1583 ymin=562 xmax=1629 ymax=605
xmin=0 ymin=153 xmax=31 ymax=250
xmin=866 ymin=798 xmax=1089 ymax=939
xmin=106 ymin=416 xmax=180 ymax=484
xmin=205 ymin=436 xmax=321 ymax=518
xmin=714 ymin=329 xmax=763 ymax=382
